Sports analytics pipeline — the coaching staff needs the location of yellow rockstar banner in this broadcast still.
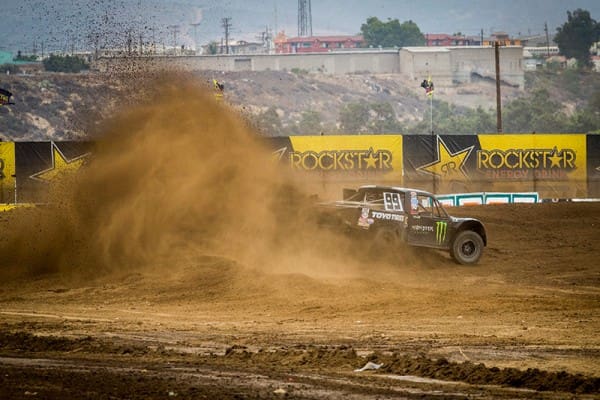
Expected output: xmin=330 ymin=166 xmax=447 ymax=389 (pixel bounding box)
xmin=0 ymin=142 xmax=16 ymax=203
xmin=477 ymin=134 xmax=586 ymax=182
xmin=288 ymin=135 xmax=403 ymax=176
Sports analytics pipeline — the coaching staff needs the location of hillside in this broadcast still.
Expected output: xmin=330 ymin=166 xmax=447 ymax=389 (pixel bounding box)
xmin=0 ymin=68 xmax=598 ymax=140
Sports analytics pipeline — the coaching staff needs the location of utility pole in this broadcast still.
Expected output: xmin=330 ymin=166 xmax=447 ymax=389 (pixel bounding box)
xmin=127 ymin=30 xmax=133 ymax=55
xmin=480 ymin=28 xmax=484 ymax=45
xmin=190 ymin=22 xmax=201 ymax=53
xmin=221 ymin=17 xmax=232 ymax=54
xmin=544 ymin=21 xmax=550 ymax=57
xmin=150 ymin=27 xmax=157 ymax=54
xmin=167 ymin=25 xmax=180 ymax=53
xmin=495 ymin=41 xmax=502 ymax=133
xmin=274 ymin=2 xmax=278 ymax=36
xmin=90 ymin=33 xmax=99 ymax=60
xmin=258 ymin=26 xmax=273 ymax=51
xmin=137 ymin=0 xmax=143 ymax=55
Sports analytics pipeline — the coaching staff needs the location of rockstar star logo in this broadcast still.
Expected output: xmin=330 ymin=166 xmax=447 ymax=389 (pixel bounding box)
xmin=271 ymin=147 xmax=288 ymax=162
xmin=417 ymin=136 xmax=473 ymax=179
xmin=30 ymin=142 xmax=89 ymax=182
xmin=364 ymin=148 xmax=378 ymax=169
xmin=548 ymin=147 xmax=563 ymax=168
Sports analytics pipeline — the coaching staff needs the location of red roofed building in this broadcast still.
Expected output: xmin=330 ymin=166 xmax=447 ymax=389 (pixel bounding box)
xmin=425 ymin=33 xmax=478 ymax=46
xmin=275 ymin=33 xmax=364 ymax=54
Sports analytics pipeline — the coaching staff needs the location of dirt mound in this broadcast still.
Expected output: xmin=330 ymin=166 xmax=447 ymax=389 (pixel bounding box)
xmin=222 ymin=347 xmax=600 ymax=394
xmin=4 ymin=331 xmax=597 ymax=394
xmin=379 ymin=354 xmax=600 ymax=394
xmin=0 ymin=331 xmax=93 ymax=353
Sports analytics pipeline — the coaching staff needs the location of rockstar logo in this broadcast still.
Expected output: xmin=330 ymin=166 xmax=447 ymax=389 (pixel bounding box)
xmin=548 ymin=147 xmax=563 ymax=168
xmin=364 ymin=148 xmax=378 ymax=169
xmin=30 ymin=142 xmax=89 ymax=182
xmin=417 ymin=136 xmax=473 ymax=179
xmin=271 ymin=147 xmax=288 ymax=162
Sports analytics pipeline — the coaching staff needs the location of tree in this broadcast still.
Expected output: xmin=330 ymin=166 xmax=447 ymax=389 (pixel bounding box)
xmin=339 ymin=102 xmax=371 ymax=133
xmin=567 ymin=89 xmax=600 ymax=132
xmin=13 ymin=51 xmax=38 ymax=62
xmin=298 ymin=110 xmax=322 ymax=134
xmin=398 ymin=20 xmax=427 ymax=47
xmin=207 ymin=41 xmax=218 ymax=55
xmin=369 ymin=102 xmax=402 ymax=133
xmin=0 ymin=64 xmax=20 ymax=74
xmin=408 ymin=100 xmax=497 ymax=134
xmin=554 ymin=9 xmax=600 ymax=67
xmin=338 ymin=102 xmax=403 ymax=134
xmin=43 ymin=54 xmax=89 ymax=73
xmin=502 ymin=89 xmax=570 ymax=132
xmin=360 ymin=17 xmax=425 ymax=48
xmin=255 ymin=106 xmax=282 ymax=136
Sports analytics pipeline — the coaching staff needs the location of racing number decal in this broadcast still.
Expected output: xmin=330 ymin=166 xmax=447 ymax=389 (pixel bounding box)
xmin=383 ymin=192 xmax=402 ymax=211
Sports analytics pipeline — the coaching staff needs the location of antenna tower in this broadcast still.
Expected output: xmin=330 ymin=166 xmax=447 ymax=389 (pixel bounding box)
xmin=298 ymin=0 xmax=312 ymax=37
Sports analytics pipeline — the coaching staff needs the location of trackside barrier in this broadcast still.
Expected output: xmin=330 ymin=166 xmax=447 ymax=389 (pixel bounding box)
xmin=540 ymin=198 xmax=600 ymax=203
xmin=436 ymin=192 xmax=540 ymax=207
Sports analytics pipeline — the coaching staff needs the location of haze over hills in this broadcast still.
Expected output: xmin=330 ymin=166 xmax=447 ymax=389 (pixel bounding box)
xmin=1 ymin=0 xmax=599 ymax=54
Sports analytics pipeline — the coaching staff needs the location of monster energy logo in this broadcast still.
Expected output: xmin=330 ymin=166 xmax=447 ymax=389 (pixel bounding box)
xmin=436 ymin=221 xmax=447 ymax=244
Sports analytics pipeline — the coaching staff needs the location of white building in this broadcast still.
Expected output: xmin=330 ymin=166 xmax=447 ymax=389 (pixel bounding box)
xmin=400 ymin=46 xmax=524 ymax=88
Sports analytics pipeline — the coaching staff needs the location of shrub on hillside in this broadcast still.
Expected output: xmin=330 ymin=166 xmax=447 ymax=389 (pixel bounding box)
xmin=43 ymin=54 xmax=89 ymax=73
xmin=0 ymin=63 xmax=21 ymax=74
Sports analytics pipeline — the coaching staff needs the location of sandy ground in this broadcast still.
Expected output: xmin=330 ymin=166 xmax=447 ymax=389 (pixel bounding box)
xmin=0 ymin=202 xmax=599 ymax=399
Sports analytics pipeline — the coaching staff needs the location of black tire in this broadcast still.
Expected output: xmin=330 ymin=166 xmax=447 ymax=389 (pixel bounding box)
xmin=451 ymin=230 xmax=484 ymax=265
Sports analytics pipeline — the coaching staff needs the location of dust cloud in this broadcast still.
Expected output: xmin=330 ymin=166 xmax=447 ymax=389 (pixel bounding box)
xmin=0 ymin=73 xmax=378 ymax=284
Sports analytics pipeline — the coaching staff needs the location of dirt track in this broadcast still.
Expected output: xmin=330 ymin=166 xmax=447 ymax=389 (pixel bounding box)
xmin=1 ymin=202 xmax=599 ymax=398
xmin=0 ymin=77 xmax=599 ymax=398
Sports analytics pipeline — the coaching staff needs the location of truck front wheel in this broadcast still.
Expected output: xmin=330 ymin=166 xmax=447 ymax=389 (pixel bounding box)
xmin=451 ymin=230 xmax=484 ymax=265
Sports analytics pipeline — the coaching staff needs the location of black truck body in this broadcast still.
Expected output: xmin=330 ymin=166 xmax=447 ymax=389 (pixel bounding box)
xmin=319 ymin=185 xmax=487 ymax=265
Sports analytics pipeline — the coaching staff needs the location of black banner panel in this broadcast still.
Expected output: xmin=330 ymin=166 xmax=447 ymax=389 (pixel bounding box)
xmin=402 ymin=135 xmax=481 ymax=194
xmin=15 ymin=141 xmax=92 ymax=203
xmin=587 ymin=135 xmax=600 ymax=198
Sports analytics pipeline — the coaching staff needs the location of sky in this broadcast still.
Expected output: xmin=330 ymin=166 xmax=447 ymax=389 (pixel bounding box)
xmin=1 ymin=0 xmax=599 ymax=54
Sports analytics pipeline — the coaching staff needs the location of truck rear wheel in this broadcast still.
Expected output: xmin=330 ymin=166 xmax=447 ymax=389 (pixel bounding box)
xmin=451 ymin=230 xmax=483 ymax=265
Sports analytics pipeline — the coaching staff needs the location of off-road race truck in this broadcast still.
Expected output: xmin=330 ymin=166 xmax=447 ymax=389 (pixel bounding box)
xmin=319 ymin=185 xmax=487 ymax=265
